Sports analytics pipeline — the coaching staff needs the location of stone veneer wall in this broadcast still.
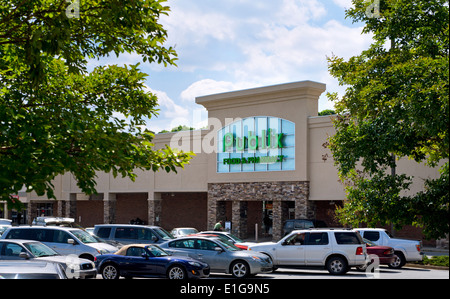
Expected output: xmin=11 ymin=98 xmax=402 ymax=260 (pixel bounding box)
xmin=208 ymin=181 xmax=314 ymax=240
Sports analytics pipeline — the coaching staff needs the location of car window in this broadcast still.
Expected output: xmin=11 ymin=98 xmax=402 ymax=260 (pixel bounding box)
xmin=305 ymin=232 xmax=329 ymax=245
xmin=169 ymin=239 xmax=196 ymax=249
xmin=115 ymin=227 xmax=137 ymax=239
xmin=146 ymin=245 xmax=170 ymax=257
xmin=23 ymin=242 xmax=59 ymax=257
xmin=137 ymin=228 xmax=153 ymax=240
xmin=70 ymin=230 xmax=98 ymax=244
xmin=197 ymin=239 xmax=218 ymax=251
xmin=96 ymin=227 xmax=111 ymax=239
xmin=285 ymin=221 xmax=293 ymax=229
xmin=53 ymin=230 xmax=71 ymax=243
xmin=153 ymin=227 xmax=174 ymax=240
xmin=334 ymin=232 xmax=363 ymax=244
xmin=364 ymin=231 xmax=380 ymax=242
xmin=126 ymin=247 xmax=146 ymax=257
xmin=1 ymin=243 xmax=26 ymax=257
xmin=293 ymin=221 xmax=304 ymax=229
xmin=284 ymin=233 xmax=306 ymax=245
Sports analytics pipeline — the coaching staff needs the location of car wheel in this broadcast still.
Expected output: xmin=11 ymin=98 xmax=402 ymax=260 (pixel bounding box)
xmin=326 ymin=256 xmax=348 ymax=275
xmin=388 ymin=252 xmax=406 ymax=269
xmin=102 ymin=264 xmax=120 ymax=279
xmin=168 ymin=265 xmax=187 ymax=279
xmin=231 ymin=261 xmax=250 ymax=278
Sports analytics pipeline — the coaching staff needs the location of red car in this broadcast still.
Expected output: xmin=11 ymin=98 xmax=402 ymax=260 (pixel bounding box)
xmin=357 ymin=238 xmax=395 ymax=270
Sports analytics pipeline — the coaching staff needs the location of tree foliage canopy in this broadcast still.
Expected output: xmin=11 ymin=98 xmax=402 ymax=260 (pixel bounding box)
xmin=327 ymin=0 xmax=449 ymax=239
xmin=0 ymin=0 xmax=193 ymax=209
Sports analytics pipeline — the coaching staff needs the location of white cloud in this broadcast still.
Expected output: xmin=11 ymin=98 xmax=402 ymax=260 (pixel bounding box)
xmin=180 ymin=79 xmax=254 ymax=103
xmin=147 ymin=0 xmax=375 ymax=129
xmin=331 ymin=0 xmax=354 ymax=9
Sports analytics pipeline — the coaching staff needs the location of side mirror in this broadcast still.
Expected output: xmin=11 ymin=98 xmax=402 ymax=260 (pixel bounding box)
xmin=152 ymin=236 xmax=159 ymax=242
xmin=141 ymin=253 xmax=149 ymax=259
xmin=19 ymin=252 xmax=30 ymax=259
xmin=67 ymin=239 xmax=75 ymax=245
xmin=214 ymin=247 xmax=223 ymax=253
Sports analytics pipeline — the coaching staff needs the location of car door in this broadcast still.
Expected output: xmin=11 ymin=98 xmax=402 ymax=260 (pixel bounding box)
xmin=192 ymin=239 xmax=229 ymax=272
xmin=121 ymin=246 xmax=155 ymax=276
xmin=48 ymin=229 xmax=79 ymax=256
xmin=167 ymin=238 xmax=198 ymax=259
xmin=303 ymin=232 xmax=330 ymax=266
xmin=0 ymin=242 xmax=28 ymax=260
xmin=275 ymin=233 xmax=306 ymax=265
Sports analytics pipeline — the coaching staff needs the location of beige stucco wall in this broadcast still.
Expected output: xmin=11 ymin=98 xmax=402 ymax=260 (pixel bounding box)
xmin=196 ymin=80 xmax=326 ymax=184
xmin=24 ymin=80 xmax=444 ymax=203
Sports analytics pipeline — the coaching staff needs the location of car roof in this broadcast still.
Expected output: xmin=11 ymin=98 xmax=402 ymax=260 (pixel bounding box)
xmin=7 ymin=226 xmax=80 ymax=231
xmin=94 ymin=224 xmax=160 ymax=229
xmin=290 ymin=228 xmax=354 ymax=233
xmin=113 ymin=244 xmax=166 ymax=256
xmin=0 ymin=239 xmax=43 ymax=245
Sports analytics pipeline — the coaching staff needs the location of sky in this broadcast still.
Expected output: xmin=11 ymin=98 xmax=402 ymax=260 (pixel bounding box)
xmin=90 ymin=0 xmax=375 ymax=134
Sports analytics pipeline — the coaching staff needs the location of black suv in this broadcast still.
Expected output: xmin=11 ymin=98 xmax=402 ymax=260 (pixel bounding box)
xmin=283 ymin=219 xmax=327 ymax=235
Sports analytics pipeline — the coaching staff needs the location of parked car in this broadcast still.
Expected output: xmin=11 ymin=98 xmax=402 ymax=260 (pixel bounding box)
xmin=159 ymin=236 xmax=273 ymax=278
xmin=31 ymin=216 xmax=80 ymax=228
xmin=0 ymin=219 xmax=12 ymax=237
xmin=95 ymin=244 xmax=210 ymax=279
xmin=0 ymin=239 xmax=96 ymax=279
xmin=283 ymin=219 xmax=327 ymax=236
xmin=1 ymin=226 xmax=118 ymax=261
xmin=354 ymin=228 xmax=423 ymax=269
xmin=356 ymin=238 xmax=395 ymax=271
xmin=93 ymin=224 xmax=174 ymax=245
xmin=0 ymin=260 xmax=68 ymax=279
xmin=247 ymin=228 xmax=367 ymax=275
xmin=171 ymin=227 xmax=199 ymax=238
xmin=195 ymin=231 xmax=255 ymax=250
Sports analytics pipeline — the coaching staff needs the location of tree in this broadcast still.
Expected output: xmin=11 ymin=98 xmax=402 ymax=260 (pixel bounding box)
xmin=0 ymin=0 xmax=193 ymax=210
xmin=327 ymin=0 xmax=449 ymax=239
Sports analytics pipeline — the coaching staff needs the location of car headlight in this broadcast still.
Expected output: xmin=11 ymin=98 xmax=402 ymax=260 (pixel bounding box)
xmin=188 ymin=261 xmax=202 ymax=267
xmin=251 ymin=256 xmax=261 ymax=261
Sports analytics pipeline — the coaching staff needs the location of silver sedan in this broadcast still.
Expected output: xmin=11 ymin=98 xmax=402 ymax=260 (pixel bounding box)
xmin=159 ymin=236 xmax=272 ymax=278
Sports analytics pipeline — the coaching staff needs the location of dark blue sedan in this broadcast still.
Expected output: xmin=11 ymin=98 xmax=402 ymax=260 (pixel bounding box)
xmin=95 ymin=244 xmax=210 ymax=279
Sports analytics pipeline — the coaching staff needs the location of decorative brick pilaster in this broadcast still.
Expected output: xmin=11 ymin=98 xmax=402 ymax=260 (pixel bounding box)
xmin=103 ymin=193 xmax=116 ymax=224
xmin=148 ymin=192 xmax=162 ymax=226
xmin=207 ymin=181 xmax=312 ymax=240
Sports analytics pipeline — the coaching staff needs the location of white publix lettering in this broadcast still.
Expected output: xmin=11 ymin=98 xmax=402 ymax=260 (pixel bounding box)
xmin=180 ymin=283 xmax=215 ymax=297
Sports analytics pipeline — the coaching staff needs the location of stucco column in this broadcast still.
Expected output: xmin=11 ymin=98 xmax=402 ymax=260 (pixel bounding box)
xmin=148 ymin=192 xmax=162 ymax=226
xmin=103 ymin=193 xmax=116 ymax=224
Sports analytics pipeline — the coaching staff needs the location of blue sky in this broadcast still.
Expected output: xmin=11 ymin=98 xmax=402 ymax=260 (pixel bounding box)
xmin=90 ymin=0 xmax=374 ymax=133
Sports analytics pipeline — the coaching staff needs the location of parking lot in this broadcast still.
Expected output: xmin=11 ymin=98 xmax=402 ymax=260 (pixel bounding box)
xmin=94 ymin=265 xmax=448 ymax=280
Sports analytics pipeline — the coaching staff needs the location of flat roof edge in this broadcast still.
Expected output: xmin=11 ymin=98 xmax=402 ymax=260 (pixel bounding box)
xmin=195 ymin=80 xmax=326 ymax=105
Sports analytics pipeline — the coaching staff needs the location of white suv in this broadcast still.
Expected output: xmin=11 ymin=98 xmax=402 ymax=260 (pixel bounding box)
xmin=1 ymin=226 xmax=118 ymax=261
xmin=248 ymin=229 xmax=368 ymax=275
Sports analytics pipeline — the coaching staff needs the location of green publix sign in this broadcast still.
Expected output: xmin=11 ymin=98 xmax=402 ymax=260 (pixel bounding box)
xmin=222 ymin=129 xmax=285 ymax=165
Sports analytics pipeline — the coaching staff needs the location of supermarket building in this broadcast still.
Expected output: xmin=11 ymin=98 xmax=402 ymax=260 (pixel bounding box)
xmin=5 ymin=81 xmax=442 ymax=242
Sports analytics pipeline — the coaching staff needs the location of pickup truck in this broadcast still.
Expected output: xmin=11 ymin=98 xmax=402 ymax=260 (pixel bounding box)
xmin=355 ymin=228 xmax=423 ymax=269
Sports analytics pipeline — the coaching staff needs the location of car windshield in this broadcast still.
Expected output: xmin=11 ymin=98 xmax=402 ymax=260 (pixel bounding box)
xmin=70 ymin=230 xmax=98 ymax=244
xmin=146 ymin=245 xmax=170 ymax=257
xmin=179 ymin=228 xmax=198 ymax=235
xmin=153 ymin=227 xmax=175 ymax=240
xmin=226 ymin=233 xmax=243 ymax=243
xmin=24 ymin=242 xmax=59 ymax=257
xmin=215 ymin=239 xmax=241 ymax=251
